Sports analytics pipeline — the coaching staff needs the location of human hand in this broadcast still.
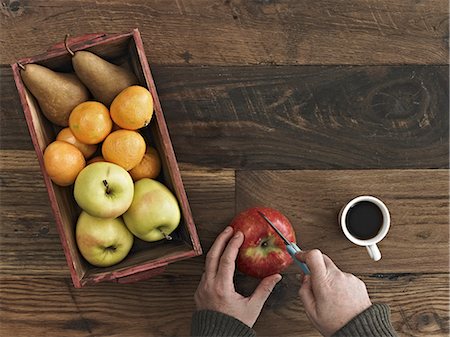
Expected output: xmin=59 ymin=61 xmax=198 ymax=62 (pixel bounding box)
xmin=296 ymin=250 xmax=372 ymax=337
xmin=194 ymin=226 xmax=282 ymax=328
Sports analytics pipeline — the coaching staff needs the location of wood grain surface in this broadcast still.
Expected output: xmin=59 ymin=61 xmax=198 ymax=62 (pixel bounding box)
xmin=1 ymin=0 xmax=449 ymax=336
xmin=0 ymin=273 xmax=447 ymax=337
xmin=2 ymin=65 xmax=449 ymax=169
xmin=155 ymin=64 xmax=449 ymax=169
xmin=0 ymin=0 xmax=448 ymax=65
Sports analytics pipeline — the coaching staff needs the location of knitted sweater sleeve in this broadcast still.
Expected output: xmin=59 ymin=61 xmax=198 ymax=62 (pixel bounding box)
xmin=332 ymin=303 xmax=398 ymax=337
xmin=191 ymin=310 xmax=255 ymax=337
xmin=191 ymin=303 xmax=397 ymax=337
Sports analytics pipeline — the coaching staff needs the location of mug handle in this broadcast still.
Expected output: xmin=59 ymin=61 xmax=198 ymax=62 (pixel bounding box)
xmin=366 ymin=244 xmax=381 ymax=261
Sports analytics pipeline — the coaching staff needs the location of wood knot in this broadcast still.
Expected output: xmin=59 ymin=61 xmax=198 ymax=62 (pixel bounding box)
xmin=410 ymin=312 xmax=443 ymax=333
xmin=178 ymin=50 xmax=193 ymax=64
xmin=366 ymin=77 xmax=431 ymax=130
xmin=38 ymin=226 xmax=49 ymax=236
xmin=1 ymin=0 xmax=25 ymax=17
xmin=63 ymin=318 xmax=99 ymax=333
xmin=416 ymin=230 xmax=431 ymax=239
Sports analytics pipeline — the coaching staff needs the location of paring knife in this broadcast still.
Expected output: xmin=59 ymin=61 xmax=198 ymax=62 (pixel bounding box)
xmin=257 ymin=211 xmax=310 ymax=275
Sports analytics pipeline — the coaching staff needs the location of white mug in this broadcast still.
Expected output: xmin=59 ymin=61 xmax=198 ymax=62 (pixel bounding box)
xmin=339 ymin=196 xmax=390 ymax=261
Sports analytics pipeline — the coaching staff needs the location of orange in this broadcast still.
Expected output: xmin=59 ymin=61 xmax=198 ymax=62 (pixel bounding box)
xmin=56 ymin=127 xmax=97 ymax=159
xmin=129 ymin=146 xmax=161 ymax=181
xmin=102 ymin=130 xmax=146 ymax=170
xmin=43 ymin=141 xmax=86 ymax=186
xmin=110 ymin=85 xmax=153 ymax=130
xmin=87 ymin=156 xmax=105 ymax=165
xmin=69 ymin=101 xmax=112 ymax=144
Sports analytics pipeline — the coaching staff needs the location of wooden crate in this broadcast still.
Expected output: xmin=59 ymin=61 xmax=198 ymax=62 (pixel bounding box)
xmin=11 ymin=29 xmax=202 ymax=288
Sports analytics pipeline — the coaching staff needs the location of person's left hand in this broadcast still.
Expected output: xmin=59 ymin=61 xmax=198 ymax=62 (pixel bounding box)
xmin=194 ymin=226 xmax=282 ymax=328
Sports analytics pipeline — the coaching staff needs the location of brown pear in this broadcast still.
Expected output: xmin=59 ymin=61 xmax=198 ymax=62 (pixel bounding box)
xmin=20 ymin=64 xmax=90 ymax=127
xmin=66 ymin=41 xmax=138 ymax=106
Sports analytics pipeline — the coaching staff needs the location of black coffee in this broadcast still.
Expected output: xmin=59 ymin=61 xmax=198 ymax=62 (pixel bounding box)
xmin=345 ymin=201 xmax=383 ymax=240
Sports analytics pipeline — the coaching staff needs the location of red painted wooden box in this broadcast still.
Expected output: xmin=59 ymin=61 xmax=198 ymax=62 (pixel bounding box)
xmin=11 ymin=29 xmax=202 ymax=288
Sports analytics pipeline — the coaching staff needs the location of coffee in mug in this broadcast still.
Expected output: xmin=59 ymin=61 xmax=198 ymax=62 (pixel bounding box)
xmin=339 ymin=196 xmax=390 ymax=261
xmin=345 ymin=201 xmax=384 ymax=240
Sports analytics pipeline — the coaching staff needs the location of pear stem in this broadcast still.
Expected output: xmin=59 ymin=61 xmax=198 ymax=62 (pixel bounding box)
xmin=159 ymin=229 xmax=172 ymax=240
xmin=17 ymin=62 xmax=25 ymax=70
xmin=103 ymin=180 xmax=111 ymax=194
xmin=64 ymin=34 xmax=75 ymax=56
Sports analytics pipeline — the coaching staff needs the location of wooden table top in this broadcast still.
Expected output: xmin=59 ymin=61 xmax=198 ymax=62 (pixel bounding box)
xmin=0 ymin=1 xmax=448 ymax=336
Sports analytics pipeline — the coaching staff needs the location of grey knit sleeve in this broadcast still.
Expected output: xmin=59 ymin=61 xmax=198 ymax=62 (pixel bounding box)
xmin=191 ymin=310 xmax=256 ymax=337
xmin=332 ymin=303 xmax=398 ymax=337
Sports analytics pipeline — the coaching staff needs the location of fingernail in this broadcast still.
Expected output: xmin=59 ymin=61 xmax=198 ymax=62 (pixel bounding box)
xmin=233 ymin=231 xmax=242 ymax=239
xmin=224 ymin=226 xmax=232 ymax=233
xmin=275 ymin=274 xmax=282 ymax=282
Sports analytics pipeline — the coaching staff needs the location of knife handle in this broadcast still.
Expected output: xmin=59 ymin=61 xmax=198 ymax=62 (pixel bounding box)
xmin=287 ymin=244 xmax=310 ymax=275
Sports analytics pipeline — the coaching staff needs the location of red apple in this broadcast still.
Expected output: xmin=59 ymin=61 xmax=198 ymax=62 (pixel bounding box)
xmin=230 ymin=206 xmax=296 ymax=279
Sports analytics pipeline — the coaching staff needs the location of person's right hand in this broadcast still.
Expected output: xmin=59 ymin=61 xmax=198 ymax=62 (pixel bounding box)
xmin=296 ymin=250 xmax=372 ymax=337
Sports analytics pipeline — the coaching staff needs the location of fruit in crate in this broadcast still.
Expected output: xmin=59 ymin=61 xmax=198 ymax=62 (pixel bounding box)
xmin=65 ymin=38 xmax=138 ymax=106
xmin=129 ymin=146 xmax=161 ymax=181
xmin=123 ymin=178 xmax=180 ymax=242
xmin=19 ymin=63 xmax=89 ymax=126
xmin=43 ymin=141 xmax=86 ymax=186
xmin=74 ymin=162 xmax=134 ymax=218
xmin=230 ymin=207 xmax=295 ymax=279
xmin=56 ymin=127 xmax=97 ymax=159
xmin=69 ymin=101 xmax=113 ymax=145
xmin=102 ymin=130 xmax=146 ymax=171
xmin=110 ymin=85 xmax=154 ymax=130
xmin=76 ymin=211 xmax=133 ymax=267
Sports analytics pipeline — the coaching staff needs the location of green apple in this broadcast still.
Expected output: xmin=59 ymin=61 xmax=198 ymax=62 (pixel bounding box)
xmin=75 ymin=211 xmax=133 ymax=267
xmin=123 ymin=178 xmax=181 ymax=242
xmin=74 ymin=162 xmax=134 ymax=218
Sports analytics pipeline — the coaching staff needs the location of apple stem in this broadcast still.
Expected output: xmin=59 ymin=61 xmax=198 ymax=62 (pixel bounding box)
xmin=103 ymin=180 xmax=111 ymax=194
xmin=159 ymin=229 xmax=172 ymax=240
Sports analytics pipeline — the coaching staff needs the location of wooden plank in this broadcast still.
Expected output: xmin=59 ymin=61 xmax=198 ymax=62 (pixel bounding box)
xmin=0 ymin=66 xmax=34 ymax=151
xmin=0 ymin=0 xmax=448 ymax=65
xmin=0 ymin=273 xmax=447 ymax=337
xmin=3 ymin=65 xmax=448 ymax=169
xmin=0 ymin=150 xmax=235 ymax=277
xmin=180 ymin=163 xmax=235 ymax=228
xmin=156 ymin=64 xmax=449 ymax=169
xmin=236 ymin=169 xmax=449 ymax=274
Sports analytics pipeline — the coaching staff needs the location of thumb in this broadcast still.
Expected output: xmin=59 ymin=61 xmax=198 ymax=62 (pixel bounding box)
xmin=298 ymin=275 xmax=316 ymax=314
xmin=249 ymin=274 xmax=282 ymax=310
